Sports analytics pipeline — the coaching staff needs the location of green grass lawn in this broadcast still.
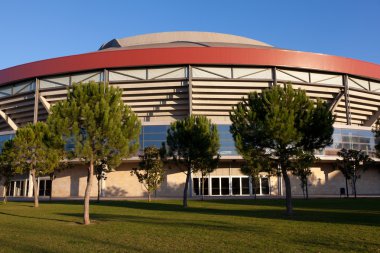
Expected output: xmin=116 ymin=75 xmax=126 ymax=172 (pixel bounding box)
xmin=0 ymin=198 xmax=379 ymax=253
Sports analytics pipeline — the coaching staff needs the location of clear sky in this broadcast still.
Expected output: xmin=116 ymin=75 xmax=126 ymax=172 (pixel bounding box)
xmin=1 ymin=0 xmax=379 ymax=70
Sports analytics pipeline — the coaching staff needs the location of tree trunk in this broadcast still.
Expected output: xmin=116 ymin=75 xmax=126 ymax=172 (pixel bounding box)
xmin=281 ymin=168 xmax=292 ymax=216
xmin=252 ymin=177 xmax=257 ymax=199
xmin=305 ymin=179 xmax=309 ymax=200
xmin=201 ymin=175 xmax=205 ymax=201
xmin=353 ymin=168 xmax=357 ymax=198
xmin=31 ymin=169 xmax=39 ymax=208
xmin=84 ymin=160 xmax=94 ymax=225
xmin=353 ymin=177 xmax=357 ymax=199
xmin=97 ymin=178 xmax=100 ymax=203
xmin=148 ymin=192 xmax=151 ymax=202
xmin=183 ymin=167 xmax=191 ymax=208
xmin=345 ymin=176 xmax=349 ymax=198
xmin=3 ymin=185 xmax=7 ymax=204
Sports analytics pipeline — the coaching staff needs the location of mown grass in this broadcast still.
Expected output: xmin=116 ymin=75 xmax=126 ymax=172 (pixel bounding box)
xmin=0 ymin=198 xmax=379 ymax=253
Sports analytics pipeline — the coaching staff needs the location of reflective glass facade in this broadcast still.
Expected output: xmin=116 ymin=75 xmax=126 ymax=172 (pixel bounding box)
xmin=0 ymin=134 xmax=14 ymax=151
xmin=138 ymin=125 xmax=238 ymax=155
xmin=324 ymin=128 xmax=377 ymax=157
xmin=217 ymin=125 xmax=238 ymax=156
xmin=139 ymin=125 xmax=169 ymax=150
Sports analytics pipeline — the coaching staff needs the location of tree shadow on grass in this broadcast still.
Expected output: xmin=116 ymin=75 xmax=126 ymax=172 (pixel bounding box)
xmin=93 ymin=200 xmax=380 ymax=227
xmin=0 ymin=211 xmax=81 ymax=224
xmin=205 ymin=197 xmax=380 ymax=211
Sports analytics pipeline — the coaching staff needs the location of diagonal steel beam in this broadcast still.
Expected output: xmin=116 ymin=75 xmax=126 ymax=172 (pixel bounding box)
xmin=363 ymin=109 xmax=380 ymax=127
xmin=39 ymin=96 xmax=51 ymax=114
xmin=329 ymin=89 xmax=345 ymax=113
xmin=0 ymin=110 xmax=18 ymax=130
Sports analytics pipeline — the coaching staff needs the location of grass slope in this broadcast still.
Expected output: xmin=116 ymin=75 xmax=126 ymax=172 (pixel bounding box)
xmin=0 ymin=198 xmax=379 ymax=253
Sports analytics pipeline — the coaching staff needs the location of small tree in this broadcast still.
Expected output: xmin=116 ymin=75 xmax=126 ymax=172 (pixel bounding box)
xmin=240 ymin=149 xmax=272 ymax=199
xmin=94 ymin=159 xmax=111 ymax=203
xmin=48 ymin=82 xmax=140 ymax=224
xmin=11 ymin=122 xmax=63 ymax=207
xmin=167 ymin=115 xmax=220 ymax=207
xmin=374 ymin=119 xmax=380 ymax=157
xmin=0 ymin=140 xmax=16 ymax=204
xmin=291 ymin=151 xmax=317 ymax=199
xmin=194 ymin=154 xmax=220 ymax=200
xmin=337 ymin=148 xmax=372 ymax=198
xmin=131 ymin=146 xmax=165 ymax=202
xmin=230 ymin=85 xmax=334 ymax=215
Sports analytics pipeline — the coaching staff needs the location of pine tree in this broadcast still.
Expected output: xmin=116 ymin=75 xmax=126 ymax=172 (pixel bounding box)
xmin=230 ymin=85 xmax=334 ymax=215
xmin=0 ymin=140 xmax=16 ymax=204
xmin=47 ymin=81 xmax=140 ymax=224
xmin=166 ymin=115 xmax=220 ymax=207
xmin=11 ymin=122 xmax=64 ymax=207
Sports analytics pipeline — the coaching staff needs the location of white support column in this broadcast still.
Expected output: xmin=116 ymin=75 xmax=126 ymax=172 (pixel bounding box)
xmin=23 ymin=179 xmax=28 ymax=196
xmin=249 ymin=176 xmax=253 ymax=195
xmin=259 ymin=177 xmax=263 ymax=195
xmin=189 ymin=171 xmax=193 ymax=198
xmin=27 ymin=173 xmax=33 ymax=197
xmin=101 ymin=177 xmax=106 ymax=197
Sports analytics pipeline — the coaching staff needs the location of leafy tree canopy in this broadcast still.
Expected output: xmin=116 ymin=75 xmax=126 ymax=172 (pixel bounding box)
xmin=167 ymin=115 xmax=220 ymax=207
xmin=230 ymin=85 xmax=334 ymax=214
xmin=0 ymin=140 xmax=16 ymax=203
xmin=12 ymin=122 xmax=64 ymax=207
xmin=131 ymin=146 xmax=165 ymax=202
xmin=47 ymin=81 xmax=141 ymax=224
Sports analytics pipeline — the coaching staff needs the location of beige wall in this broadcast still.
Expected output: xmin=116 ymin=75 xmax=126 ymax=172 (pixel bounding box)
xmin=38 ymin=161 xmax=380 ymax=198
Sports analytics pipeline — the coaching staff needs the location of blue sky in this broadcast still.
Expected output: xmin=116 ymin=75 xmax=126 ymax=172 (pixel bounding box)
xmin=1 ymin=0 xmax=379 ymax=70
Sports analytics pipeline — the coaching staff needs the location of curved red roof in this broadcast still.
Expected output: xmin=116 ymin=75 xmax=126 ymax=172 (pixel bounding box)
xmin=1 ymin=47 xmax=380 ymax=86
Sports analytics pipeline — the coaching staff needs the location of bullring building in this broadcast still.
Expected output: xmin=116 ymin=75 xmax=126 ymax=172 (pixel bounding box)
xmin=0 ymin=31 xmax=379 ymax=198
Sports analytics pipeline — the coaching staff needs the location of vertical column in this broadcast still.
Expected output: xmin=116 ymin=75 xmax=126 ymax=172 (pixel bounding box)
xmin=259 ymin=177 xmax=263 ymax=195
xmin=27 ymin=172 xmax=33 ymax=197
xmin=188 ymin=65 xmax=193 ymax=116
xmin=343 ymin=75 xmax=352 ymax=125
xmin=271 ymin=67 xmax=277 ymax=87
xmin=103 ymin=69 xmax=109 ymax=84
xmin=249 ymin=176 xmax=253 ymax=195
xmin=33 ymin=78 xmax=40 ymax=123
xmin=101 ymin=177 xmax=106 ymax=197
xmin=189 ymin=171 xmax=193 ymax=198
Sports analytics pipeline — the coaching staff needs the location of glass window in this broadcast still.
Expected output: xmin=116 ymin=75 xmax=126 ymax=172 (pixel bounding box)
xmin=200 ymin=178 xmax=209 ymax=196
xmin=261 ymin=178 xmax=269 ymax=195
xmin=193 ymin=178 xmax=199 ymax=195
xmin=232 ymin=178 xmax=240 ymax=195
xmin=212 ymin=178 xmax=220 ymax=195
xmin=39 ymin=180 xmax=46 ymax=196
xmin=242 ymin=178 xmax=250 ymax=195
xmin=221 ymin=178 xmax=229 ymax=195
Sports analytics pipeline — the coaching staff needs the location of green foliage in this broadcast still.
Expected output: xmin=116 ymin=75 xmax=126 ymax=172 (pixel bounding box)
xmin=48 ymin=82 xmax=141 ymax=168
xmin=167 ymin=115 xmax=220 ymax=207
xmin=131 ymin=146 xmax=165 ymax=201
xmin=230 ymin=85 xmax=334 ymax=214
xmin=374 ymin=119 xmax=380 ymax=157
xmin=240 ymin=149 xmax=273 ymax=198
xmin=11 ymin=122 xmax=64 ymax=207
xmin=12 ymin=122 xmax=63 ymax=177
xmin=336 ymin=148 xmax=373 ymax=198
xmin=0 ymin=140 xmax=16 ymax=203
xmin=291 ymin=151 xmax=318 ymax=199
xmin=167 ymin=115 xmax=220 ymax=169
xmin=47 ymin=81 xmax=141 ymax=223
